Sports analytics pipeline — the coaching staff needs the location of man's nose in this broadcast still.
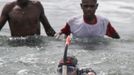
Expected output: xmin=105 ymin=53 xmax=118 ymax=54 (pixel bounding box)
xmin=86 ymin=7 xmax=94 ymax=10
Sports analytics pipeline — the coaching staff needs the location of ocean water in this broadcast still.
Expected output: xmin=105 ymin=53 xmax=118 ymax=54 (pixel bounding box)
xmin=0 ymin=0 xmax=134 ymax=75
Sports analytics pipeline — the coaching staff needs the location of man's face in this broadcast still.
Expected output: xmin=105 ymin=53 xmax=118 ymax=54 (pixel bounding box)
xmin=81 ymin=0 xmax=98 ymax=17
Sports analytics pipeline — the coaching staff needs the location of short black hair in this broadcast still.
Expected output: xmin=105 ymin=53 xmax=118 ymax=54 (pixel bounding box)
xmin=80 ymin=68 xmax=97 ymax=75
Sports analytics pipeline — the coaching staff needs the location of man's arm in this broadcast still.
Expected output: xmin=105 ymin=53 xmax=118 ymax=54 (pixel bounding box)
xmin=60 ymin=23 xmax=71 ymax=36
xmin=106 ymin=23 xmax=120 ymax=39
xmin=38 ymin=2 xmax=56 ymax=36
xmin=0 ymin=4 xmax=10 ymax=30
xmin=54 ymin=23 xmax=71 ymax=39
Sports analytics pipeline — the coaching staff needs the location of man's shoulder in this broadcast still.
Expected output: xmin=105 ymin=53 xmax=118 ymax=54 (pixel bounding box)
xmin=96 ymin=15 xmax=109 ymax=21
xmin=68 ymin=15 xmax=82 ymax=21
xmin=67 ymin=15 xmax=82 ymax=26
xmin=3 ymin=1 xmax=16 ymax=10
xmin=5 ymin=1 xmax=16 ymax=6
xmin=29 ymin=0 xmax=43 ymax=8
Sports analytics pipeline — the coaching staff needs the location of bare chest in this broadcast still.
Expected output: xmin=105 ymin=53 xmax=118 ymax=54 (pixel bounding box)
xmin=9 ymin=5 xmax=41 ymax=20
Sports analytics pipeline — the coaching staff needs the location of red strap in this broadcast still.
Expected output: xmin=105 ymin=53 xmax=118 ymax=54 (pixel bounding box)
xmin=66 ymin=36 xmax=71 ymax=45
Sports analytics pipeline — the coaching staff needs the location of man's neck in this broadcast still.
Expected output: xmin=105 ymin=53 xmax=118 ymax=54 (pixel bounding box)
xmin=17 ymin=1 xmax=29 ymax=8
xmin=84 ymin=15 xmax=95 ymax=21
xmin=83 ymin=15 xmax=97 ymax=24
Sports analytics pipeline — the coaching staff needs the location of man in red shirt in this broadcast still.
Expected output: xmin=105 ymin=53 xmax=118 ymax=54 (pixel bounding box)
xmin=56 ymin=0 xmax=120 ymax=39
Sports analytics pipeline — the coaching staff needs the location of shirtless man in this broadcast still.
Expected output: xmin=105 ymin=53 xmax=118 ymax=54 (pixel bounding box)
xmin=0 ymin=0 xmax=56 ymax=37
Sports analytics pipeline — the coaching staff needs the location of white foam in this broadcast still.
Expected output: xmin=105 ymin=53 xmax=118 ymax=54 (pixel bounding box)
xmin=16 ymin=69 xmax=29 ymax=75
xmin=19 ymin=54 xmax=39 ymax=64
xmin=0 ymin=58 xmax=4 ymax=67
